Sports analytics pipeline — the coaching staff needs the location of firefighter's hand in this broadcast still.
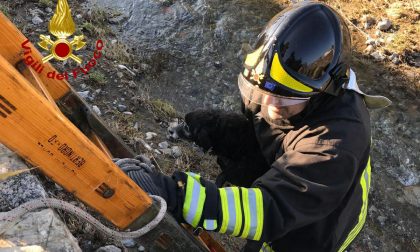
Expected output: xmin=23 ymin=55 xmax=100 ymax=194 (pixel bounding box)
xmin=114 ymin=156 xmax=183 ymax=220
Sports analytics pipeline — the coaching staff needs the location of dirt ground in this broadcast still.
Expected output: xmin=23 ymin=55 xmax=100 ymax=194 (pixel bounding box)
xmin=0 ymin=0 xmax=418 ymax=251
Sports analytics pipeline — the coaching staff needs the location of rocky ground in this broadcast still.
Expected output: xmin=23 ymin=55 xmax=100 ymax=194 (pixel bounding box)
xmin=0 ymin=0 xmax=418 ymax=251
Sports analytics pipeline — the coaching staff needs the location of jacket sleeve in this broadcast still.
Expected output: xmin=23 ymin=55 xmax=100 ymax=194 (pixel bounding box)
xmin=253 ymin=143 xmax=359 ymax=241
xmin=173 ymin=143 xmax=359 ymax=242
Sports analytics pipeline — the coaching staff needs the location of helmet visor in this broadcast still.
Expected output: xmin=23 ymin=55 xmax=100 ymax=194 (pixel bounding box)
xmin=238 ymin=73 xmax=309 ymax=107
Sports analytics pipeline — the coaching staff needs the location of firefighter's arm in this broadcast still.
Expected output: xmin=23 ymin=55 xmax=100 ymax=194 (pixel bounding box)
xmin=172 ymin=144 xmax=360 ymax=242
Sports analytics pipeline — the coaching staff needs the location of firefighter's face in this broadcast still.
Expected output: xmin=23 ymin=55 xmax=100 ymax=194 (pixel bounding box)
xmin=263 ymin=96 xmax=308 ymax=120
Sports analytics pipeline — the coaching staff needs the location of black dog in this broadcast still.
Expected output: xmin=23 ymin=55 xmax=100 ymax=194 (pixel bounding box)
xmin=169 ymin=109 xmax=270 ymax=187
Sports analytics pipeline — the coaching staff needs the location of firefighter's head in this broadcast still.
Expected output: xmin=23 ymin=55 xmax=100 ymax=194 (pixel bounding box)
xmin=239 ymin=1 xmax=351 ymax=124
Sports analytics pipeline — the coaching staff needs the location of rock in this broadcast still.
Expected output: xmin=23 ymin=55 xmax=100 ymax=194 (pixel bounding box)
xmin=377 ymin=215 xmax=387 ymax=226
xmin=0 ymin=144 xmax=81 ymax=251
xmin=137 ymin=138 xmax=153 ymax=151
xmin=138 ymin=245 xmax=146 ymax=252
xmin=96 ymin=245 xmax=121 ymax=252
xmin=214 ymin=61 xmax=222 ymax=68
xmin=171 ymin=146 xmax=182 ymax=158
xmin=134 ymin=122 xmax=139 ymax=131
xmin=402 ymin=186 xmax=420 ymax=208
xmin=117 ymin=65 xmax=136 ymax=76
xmin=122 ymin=239 xmax=137 ymax=248
xmin=389 ymin=53 xmax=401 ymax=65
xmin=77 ymin=91 xmax=90 ymax=99
xmin=117 ymin=104 xmax=127 ymax=112
xmin=158 ymin=141 xmax=170 ymax=149
xmin=375 ymin=30 xmax=382 ymax=37
xmin=154 ymin=149 xmax=162 ymax=155
xmin=361 ymin=15 xmax=376 ymax=29
xmin=32 ymin=16 xmax=43 ymax=25
xmin=117 ymin=72 xmax=124 ymax=78
xmin=371 ymin=51 xmax=386 ymax=61
xmin=45 ymin=7 xmax=52 ymax=13
xmin=76 ymin=14 xmax=82 ymax=19
xmin=377 ymin=19 xmax=392 ymax=31
xmin=161 ymin=148 xmax=172 ymax=155
xmin=145 ymin=132 xmax=157 ymax=140
xmin=364 ymin=45 xmax=375 ymax=54
xmin=80 ymin=83 xmax=87 ymax=89
xmin=123 ymin=111 xmax=133 ymax=115
xmin=92 ymin=105 xmax=102 ymax=116
xmin=365 ymin=38 xmax=376 ymax=46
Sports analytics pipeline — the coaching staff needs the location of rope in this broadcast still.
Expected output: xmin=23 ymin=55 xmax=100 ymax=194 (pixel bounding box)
xmin=0 ymin=195 xmax=167 ymax=240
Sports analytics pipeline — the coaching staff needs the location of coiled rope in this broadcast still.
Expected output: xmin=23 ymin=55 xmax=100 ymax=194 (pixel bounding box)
xmin=0 ymin=195 xmax=167 ymax=240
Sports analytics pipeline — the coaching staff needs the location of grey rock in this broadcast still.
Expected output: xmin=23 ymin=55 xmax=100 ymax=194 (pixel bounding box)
xmin=134 ymin=122 xmax=139 ymax=131
xmin=371 ymin=51 xmax=386 ymax=61
xmin=145 ymin=132 xmax=157 ymax=140
xmin=117 ymin=72 xmax=124 ymax=78
xmin=122 ymin=239 xmax=137 ymax=248
xmin=361 ymin=15 xmax=376 ymax=29
xmin=154 ymin=149 xmax=162 ymax=155
xmin=117 ymin=104 xmax=127 ymax=112
xmin=377 ymin=215 xmax=387 ymax=226
xmin=92 ymin=105 xmax=102 ymax=116
xmin=0 ymin=144 xmax=81 ymax=251
xmin=96 ymin=245 xmax=122 ymax=252
xmin=161 ymin=148 xmax=172 ymax=155
xmin=76 ymin=14 xmax=83 ymax=19
xmin=45 ymin=7 xmax=52 ymax=13
xmin=32 ymin=16 xmax=43 ymax=25
xmin=364 ymin=45 xmax=375 ymax=54
xmin=138 ymin=245 xmax=146 ymax=252
xmin=171 ymin=146 xmax=182 ymax=158
xmin=80 ymin=84 xmax=87 ymax=89
xmin=77 ymin=91 xmax=90 ymax=99
xmin=377 ymin=19 xmax=392 ymax=31
xmin=402 ymin=186 xmax=420 ymax=208
xmin=123 ymin=111 xmax=133 ymax=115
xmin=365 ymin=38 xmax=376 ymax=46
xmin=158 ymin=141 xmax=170 ymax=149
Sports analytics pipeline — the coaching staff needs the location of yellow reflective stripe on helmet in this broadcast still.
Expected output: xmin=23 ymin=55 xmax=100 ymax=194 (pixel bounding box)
xmin=338 ymin=157 xmax=371 ymax=252
xmin=270 ymin=52 xmax=313 ymax=93
xmin=245 ymin=45 xmax=264 ymax=68
xmin=182 ymin=173 xmax=206 ymax=228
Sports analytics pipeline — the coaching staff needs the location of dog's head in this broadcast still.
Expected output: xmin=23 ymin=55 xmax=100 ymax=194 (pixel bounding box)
xmin=184 ymin=109 xmax=221 ymax=152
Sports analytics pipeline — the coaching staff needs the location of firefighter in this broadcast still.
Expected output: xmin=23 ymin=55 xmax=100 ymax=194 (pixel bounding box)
xmin=121 ymin=2 xmax=391 ymax=251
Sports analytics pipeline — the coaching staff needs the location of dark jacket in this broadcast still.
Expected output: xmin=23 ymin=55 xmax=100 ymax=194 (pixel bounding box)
xmin=245 ymin=90 xmax=371 ymax=252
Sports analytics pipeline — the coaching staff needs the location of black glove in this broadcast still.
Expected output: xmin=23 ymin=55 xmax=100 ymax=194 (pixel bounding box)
xmin=115 ymin=156 xmax=183 ymax=220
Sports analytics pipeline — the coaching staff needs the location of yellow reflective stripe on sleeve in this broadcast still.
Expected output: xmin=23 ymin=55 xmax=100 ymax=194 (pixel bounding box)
xmin=338 ymin=157 xmax=371 ymax=252
xmin=218 ymin=187 xmax=243 ymax=236
xmin=259 ymin=242 xmax=275 ymax=252
xmin=254 ymin=188 xmax=264 ymax=241
xmin=182 ymin=174 xmax=206 ymax=228
xmin=240 ymin=188 xmax=264 ymax=240
xmin=219 ymin=188 xmax=229 ymax=233
xmin=270 ymin=52 xmax=313 ymax=93
xmin=240 ymin=188 xmax=251 ymax=239
xmin=203 ymin=219 xmax=217 ymax=230
xmin=232 ymin=187 xmax=242 ymax=236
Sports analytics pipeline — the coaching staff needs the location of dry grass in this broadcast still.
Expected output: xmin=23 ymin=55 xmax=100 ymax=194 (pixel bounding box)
xmin=321 ymin=0 xmax=419 ymax=55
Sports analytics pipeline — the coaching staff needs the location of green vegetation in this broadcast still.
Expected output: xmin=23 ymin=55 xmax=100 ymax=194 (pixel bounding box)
xmin=146 ymin=99 xmax=179 ymax=119
xmin=39 ymin=0 xmax=54 ymax=8
xmin=88 ymin=71 xmax=107 ymax=86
